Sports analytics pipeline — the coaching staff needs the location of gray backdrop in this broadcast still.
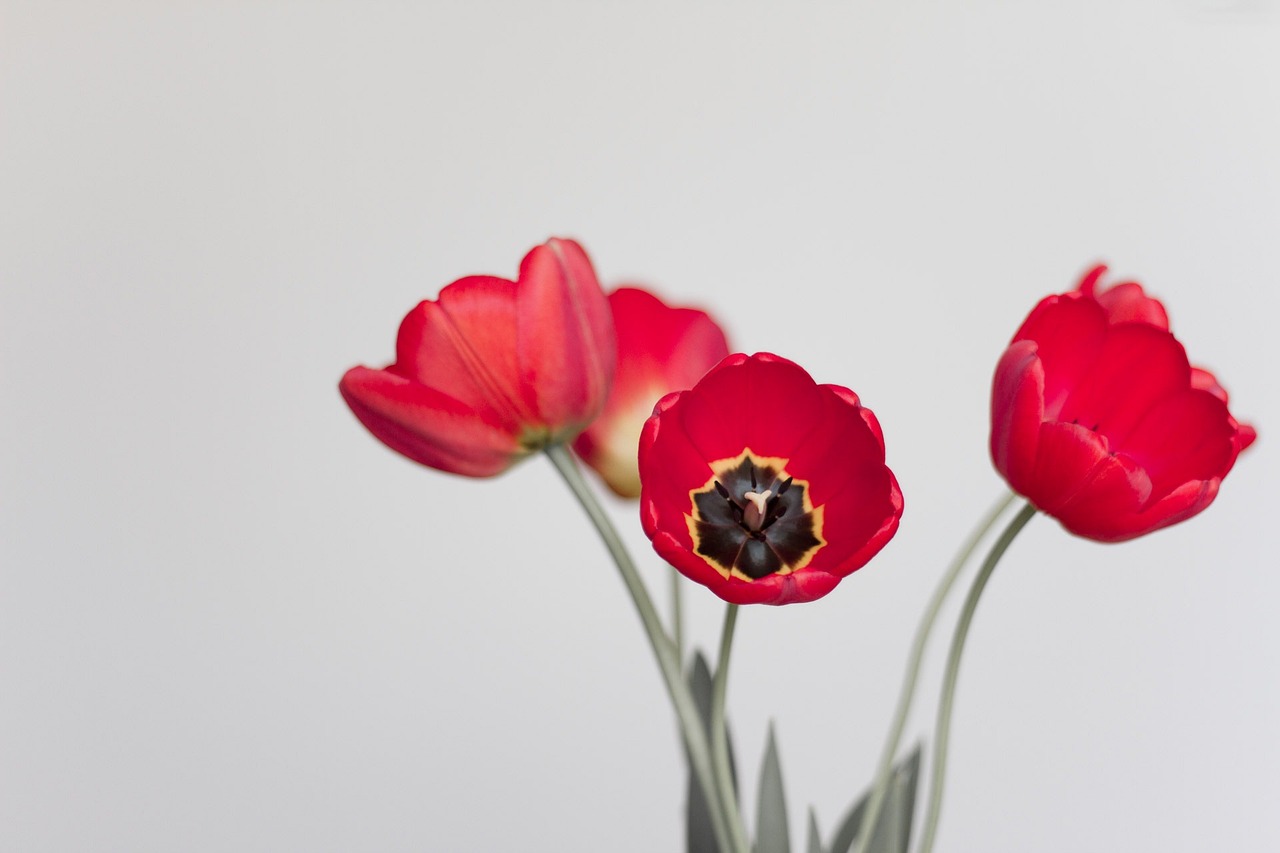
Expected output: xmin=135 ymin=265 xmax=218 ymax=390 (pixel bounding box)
xmin=2 ymin=2 xmax=1276 ymax=851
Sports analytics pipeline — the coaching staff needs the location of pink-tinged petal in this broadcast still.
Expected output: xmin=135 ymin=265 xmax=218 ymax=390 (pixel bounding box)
xmin=1078 ymin=265 xmax=1170 ymax=330
xmin=339 ymin=366 xmax=524 ymax=477
xmin=574 ymin=287 xmax=729 ymax=498
xmin=1023 ymin=421 xmax=1113 ymax=514
xmin=679 ymin=353 xmax=826 ymax=463
xmin=392 ymin=279 xmax=528 ymax=428
xmin=1190 ymin=367 xmax=1229 ymax=403
xmin=990 ymin=340 xmax=1044 ymax=494
xmin=1120 ymin=389 xmax=1236 ymax=498
xmin=1012 ymin=294 xmax=1109 ymax=418
xmin=1057 ymin=324 xmax=1190 ymax=449
xmin=516 ymin=238 xmax=616 ymax=434
xmin=1235 ymin=422 xmax=1258 ymax=454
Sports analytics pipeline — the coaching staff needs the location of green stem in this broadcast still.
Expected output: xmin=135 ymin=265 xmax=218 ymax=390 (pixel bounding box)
xmin=672 ymin=567 xmax=685 ymax=671
xmin=852 ymin=493 xmax=1016 ymax=853
xmin=711 ymin=603 xmax=750 ymax=853
xmin=544 ymin=445 xmax=739 ymax=853
xmin=916 ymin=501 xmax=1037 ymax=853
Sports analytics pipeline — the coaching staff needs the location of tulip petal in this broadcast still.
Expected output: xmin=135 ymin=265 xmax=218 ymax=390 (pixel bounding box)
xmin=1057 ymin=324 xmax=1190 ymax=449
xmin=639 ymin=392 xmax=715 ymax=544
xmin=812 ymin=468 xmax=904 ymax=575
xmin=1120 ymin=389 xmax=1236 ymax=498
xmin=679 ymin=353 xmax=825 ymax=463
xmin=1024 ymin=421 xmax=1115 ymax=514
xmin=574 ymin=287 xmax=729 ymax=498
xmin=786 ymin=385 xmax=887 ymax=508
xmin=339 ymin=366 xmax=524 ymax=477
xmin=391 ymin=278 xmax=529 ymax=428
xmin=1060 ymin=478 xmax=1217 ymax=543
xmin=516 ymin=238 xmax=615 ymax=433
xmin=1052 ymin=450 xmax=1152 ymax=537
xmin=990 ymin=340 xmax=1044 ymax=494
xmin=1012 ymin=294 xmax=1109 ymax=418
xmin=1082 ymin=267 xmax=1170 ymax=329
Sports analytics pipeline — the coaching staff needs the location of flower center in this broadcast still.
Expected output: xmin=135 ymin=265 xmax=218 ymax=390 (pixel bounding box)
xmin=687 ymin=451 xmax=825 ymax=580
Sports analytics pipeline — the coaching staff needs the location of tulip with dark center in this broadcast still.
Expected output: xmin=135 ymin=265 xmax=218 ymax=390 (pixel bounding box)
xmin=640 ymin=352 xmax=903 ymax=605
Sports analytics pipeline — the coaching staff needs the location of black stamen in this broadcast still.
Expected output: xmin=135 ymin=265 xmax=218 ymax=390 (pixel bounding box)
xmin=749 ymin=463 xmax=757 ymax=490
xmin=777 ymin=477 xmax=793 ymax=496
xmin=714 ymin=480 xmax=732 ymax=501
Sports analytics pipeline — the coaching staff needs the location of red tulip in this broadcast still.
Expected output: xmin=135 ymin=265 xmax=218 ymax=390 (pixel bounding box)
xmin=572 ymin=287 xmax=730 ymax=498
xmin=340 ymin=238 xmax=616 ymax=477
xmin=639 ymin=353 xmax=903 ymax=605
xmin=992 ymin=265 xmax=1256 ymax=542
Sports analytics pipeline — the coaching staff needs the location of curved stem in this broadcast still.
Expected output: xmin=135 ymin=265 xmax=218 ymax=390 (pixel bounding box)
xmin=544 ymin=445 xmax=740 ymax=853
xmin=672 ymin=567 xmax=685 ymax=671
xmin=916 ymin=501 xmax=1037 ymax=853
xmin=852 ymin=492 xmax=1016 ymax=853
xmin=711 ymin=603 xmax=750 ymax=853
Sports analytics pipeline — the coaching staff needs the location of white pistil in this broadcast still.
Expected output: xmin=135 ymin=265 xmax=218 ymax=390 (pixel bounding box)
xmin=742 ymin=489 xmax=773 ymax=532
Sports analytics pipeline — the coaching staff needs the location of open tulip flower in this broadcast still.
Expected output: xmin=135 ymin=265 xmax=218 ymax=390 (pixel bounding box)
xmin=572 ymin=287 xmax=730 ymax=498
xmin=639 ymin=353 xmax=904 ymax=605
xmin=339 ymin=238 xmax=616 ymax=477
xmin=992 ymin=265 xmax=1256 ymax=542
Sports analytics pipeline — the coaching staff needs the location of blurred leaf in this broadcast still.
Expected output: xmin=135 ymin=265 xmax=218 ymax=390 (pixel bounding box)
xmin=828 ymin=746 xmax=922 ymax=853
xmin=805 ymin=807 xmax=824 ymax=853
xmin=686 ymin=650 xmax=739 ymax=853
xmin=827 ymin=788 xmax=867 ymax=853
xmin=755 ymin=722 xmax=790 ymax=853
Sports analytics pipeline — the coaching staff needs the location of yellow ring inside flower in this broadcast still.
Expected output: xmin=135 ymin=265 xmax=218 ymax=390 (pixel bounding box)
xmin=685 ymin=449 xmax=826 ymax=581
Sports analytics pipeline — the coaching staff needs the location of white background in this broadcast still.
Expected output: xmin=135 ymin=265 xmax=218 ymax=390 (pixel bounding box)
xmin=2 ymin=2 xmax=1277 ymax=851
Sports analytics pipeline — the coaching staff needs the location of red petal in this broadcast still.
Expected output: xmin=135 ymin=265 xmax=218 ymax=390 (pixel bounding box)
xmin=808 ymin=467 xmax=904 ymax=576
xmin=1023 ymin=421 xmax=1113 ymax=514
xmin=990 ymin=340 xmax=1044 ymax=494
xmin=786 ymin=384 xmax=886 ymax=507
xmin=1051 ymin=451 xmax=1152 ymax=537
xmin=393 ymin=279 xmax=528 ymax=428
xmin=573 ymin=286 xmax=729 ymax=498
xmin=1077 ymin=265 xmax=1170 ymax=329
xmin=650 ymin=532 xmax=778 ymax=605
xmin=1120 ymin=389 xmax=1236 ymax=498
xmin=339 ymin=366 xmax=523 ymax=477
xmin=1057 ymin=324 xmax=1190 ymax=449
xmin=1190 ymin=366 xmax=1229 ymax=403
xmin=676 ymin=353 xmax=826 ymax=464
xmin=1012 ymin=294 xmax=1109 ymax=419
xmin=638 ymin=392 xmax=715 ymax=543
xmin=1058 ymin=478 xmax=1218 ymax=542
xmin=516 ymin=238 xmax=616 ymax=434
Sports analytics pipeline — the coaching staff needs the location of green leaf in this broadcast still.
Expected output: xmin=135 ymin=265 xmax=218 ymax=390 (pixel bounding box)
xmin=828 ymin=746 xmax=922 ymax=853
xmin=755 ymin=722 xmax=790 ymax=853
xmin=686 ymin=651 xmax=739 ymax=853
xmin=827 ymin=789 xmax=867 ymax=853
xmin=805 ymin=807 xmax=824 ymax=853
xmin=871 ymin=744 xmax=921 ymax=853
